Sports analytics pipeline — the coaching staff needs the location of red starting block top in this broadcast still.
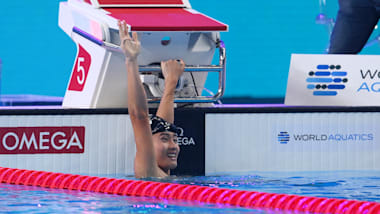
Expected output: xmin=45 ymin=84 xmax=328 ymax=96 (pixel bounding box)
xmin=99 ymin=0 xmax=184 ymax=5
xmin=84 ymin=0 xmax=186 ymax=7
xmin=106 ymin=8 xmax=228 ymax=31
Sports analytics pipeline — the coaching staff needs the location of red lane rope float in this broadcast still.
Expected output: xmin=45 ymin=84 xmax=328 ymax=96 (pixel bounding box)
xmin=0 ymin=167 xmax=379 ymax=214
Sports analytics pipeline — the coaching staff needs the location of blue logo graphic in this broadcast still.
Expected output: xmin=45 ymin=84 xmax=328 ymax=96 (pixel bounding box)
xmin=278 ymin=132 xmax=290 ymax=144
xmin=306 ymin=64 xmax=348 ymax=96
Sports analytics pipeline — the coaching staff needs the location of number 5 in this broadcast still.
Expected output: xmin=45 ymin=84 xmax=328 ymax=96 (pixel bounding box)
xmin=77 ymin=57 xmax=85 ymax=85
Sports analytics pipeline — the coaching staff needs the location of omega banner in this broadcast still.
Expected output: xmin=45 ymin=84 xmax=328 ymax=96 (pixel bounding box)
xmin=0 ymin=127 xmax=85 ymax=154
xmin=286 ymin=54 xmax=380 ymax=106
xmin=171 ymin=110 xmax=205 ymax=176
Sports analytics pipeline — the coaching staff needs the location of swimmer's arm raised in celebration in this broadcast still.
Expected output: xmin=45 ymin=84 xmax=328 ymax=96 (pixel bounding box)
xmin=118 ymin=20 xmax=159 ymax=178
xmin=156 ymin=60 xmax=185 ymax=123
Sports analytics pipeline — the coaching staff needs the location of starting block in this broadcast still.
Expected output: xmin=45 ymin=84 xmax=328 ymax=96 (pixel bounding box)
xmin=58 ymin=0 xmax=228 ymax=108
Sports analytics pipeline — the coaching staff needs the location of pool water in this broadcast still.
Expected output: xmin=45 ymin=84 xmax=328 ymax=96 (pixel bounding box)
xmin=0 ymin=185 xmax=263 ymax=213
xmin=166 ymin=171 xmax=380 ymax=202
xmin=1 ymin=171 xmax=379 ymax=213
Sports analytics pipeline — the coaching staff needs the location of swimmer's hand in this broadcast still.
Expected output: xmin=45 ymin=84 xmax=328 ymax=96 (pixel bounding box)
xmin=118 ymin=20 xmax=140 ymax=60
xmin=161 ymin=59 xmax=185 ymax=84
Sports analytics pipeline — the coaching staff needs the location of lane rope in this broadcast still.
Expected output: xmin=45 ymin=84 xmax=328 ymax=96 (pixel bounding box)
xmin=0 ymin=167 xmax=379 ymax=213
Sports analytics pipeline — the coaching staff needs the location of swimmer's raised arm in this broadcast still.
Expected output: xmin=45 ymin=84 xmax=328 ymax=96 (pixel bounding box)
xmin=118 ymin=20 xmax=158 ymax=178
xmin=156 ymin=60 xmax=185 ymax=123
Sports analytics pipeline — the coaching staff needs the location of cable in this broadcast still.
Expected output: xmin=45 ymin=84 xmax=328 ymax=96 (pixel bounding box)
xmin=190 ymin=72 xmax=199 ymax=97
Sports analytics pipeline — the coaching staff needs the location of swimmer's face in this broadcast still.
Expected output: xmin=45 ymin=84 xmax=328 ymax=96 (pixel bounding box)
xmin=153 ymin=131 xmax=180 ymax=173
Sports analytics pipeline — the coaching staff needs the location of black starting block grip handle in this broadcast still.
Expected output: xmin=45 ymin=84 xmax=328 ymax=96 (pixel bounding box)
xmin=139 ymin=65 xmax=223 ymax=73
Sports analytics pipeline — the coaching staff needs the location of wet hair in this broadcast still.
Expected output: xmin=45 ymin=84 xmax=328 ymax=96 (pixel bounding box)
xmin=150 ymin=115 xmax=181 ymax=135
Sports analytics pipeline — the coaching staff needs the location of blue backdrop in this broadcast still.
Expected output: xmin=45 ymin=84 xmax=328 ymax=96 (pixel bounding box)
xmin=0 ymin=1 xmax=379 ymax=99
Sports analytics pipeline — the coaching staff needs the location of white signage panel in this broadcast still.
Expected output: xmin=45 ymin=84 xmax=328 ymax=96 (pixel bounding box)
xmin=286 ymin=54 xmax=380 ymax=106
xmin=205 ymin=113 xmax=380 ymax=174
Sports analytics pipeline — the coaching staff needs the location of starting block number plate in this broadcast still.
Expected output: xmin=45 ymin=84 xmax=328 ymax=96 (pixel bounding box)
xmin=68 ymin=45 xmax=92 ymax=92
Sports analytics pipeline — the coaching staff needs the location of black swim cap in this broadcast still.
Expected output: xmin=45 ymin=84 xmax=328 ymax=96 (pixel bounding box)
xmin=150 ymin=115 xmax=180 ymax=135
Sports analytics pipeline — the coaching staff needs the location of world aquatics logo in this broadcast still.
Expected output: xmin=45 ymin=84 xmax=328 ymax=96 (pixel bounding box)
xmin=278 ymin=132 xmax=290 ymax=144
xmin=277 ymin=131 xmax=374 ymax=144
xmin=306 ymin=64 xmax=348 ymax=96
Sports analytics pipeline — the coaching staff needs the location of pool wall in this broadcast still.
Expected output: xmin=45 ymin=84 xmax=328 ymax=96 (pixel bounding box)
xmin=205 ymin=112 xmax=380 ymax=175
xmin=0 ymin=111 xmax=135 ymax=175
xmin=0 ymin=107 xmax=379 ymax=176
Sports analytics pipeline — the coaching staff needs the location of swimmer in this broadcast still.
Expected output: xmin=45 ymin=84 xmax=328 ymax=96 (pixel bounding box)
xmin=118 ymin=20 xmax=185 ymax=178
